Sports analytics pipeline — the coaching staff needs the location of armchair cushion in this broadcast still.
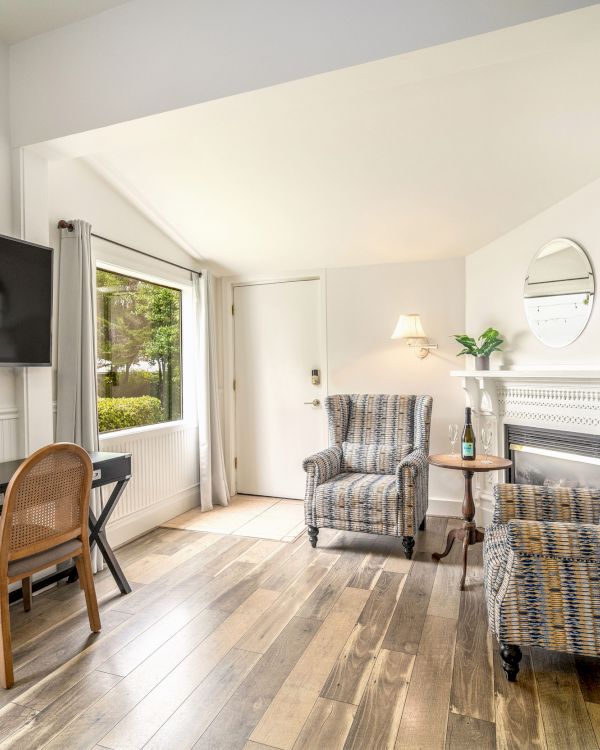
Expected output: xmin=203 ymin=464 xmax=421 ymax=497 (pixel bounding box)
xmin=493 ymin=483 xmax=600 ymax=525
xmin=507 ymin=519 xmax=600 ymax=561
xmin=315 ymin=473 xmax=398 ymax=535
xmin=342 ymin=442 xmax=405 ymax=474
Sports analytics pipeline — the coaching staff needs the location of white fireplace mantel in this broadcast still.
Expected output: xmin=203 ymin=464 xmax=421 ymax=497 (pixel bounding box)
xmin=449 ymin=367 xmax=600 ymax=523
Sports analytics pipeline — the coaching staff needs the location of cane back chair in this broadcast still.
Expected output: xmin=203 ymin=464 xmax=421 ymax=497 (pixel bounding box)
xmin=0 ymin=443 xmax=101 ymax=688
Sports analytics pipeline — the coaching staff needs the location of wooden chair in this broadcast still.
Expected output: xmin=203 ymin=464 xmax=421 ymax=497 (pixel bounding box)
xmin=0 ymin=443 xmax=101 ymax=688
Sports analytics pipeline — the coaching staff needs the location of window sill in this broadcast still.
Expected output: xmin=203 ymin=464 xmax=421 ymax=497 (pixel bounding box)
xmin=99 ymin=419 xmax=193 ymax=441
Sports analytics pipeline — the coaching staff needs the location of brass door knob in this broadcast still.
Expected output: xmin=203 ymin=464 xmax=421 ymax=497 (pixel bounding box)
xmin=304 ymin=399 xmax=321 ymax=407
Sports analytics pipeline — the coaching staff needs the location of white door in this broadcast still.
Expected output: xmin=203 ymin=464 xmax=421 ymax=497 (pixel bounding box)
xmin=234 ymin=279 xmax=324 ymax=499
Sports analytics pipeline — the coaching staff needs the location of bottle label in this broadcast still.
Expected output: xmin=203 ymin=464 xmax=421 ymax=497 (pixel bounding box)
xmin=462 ymin=442 xmax=474 ymax=458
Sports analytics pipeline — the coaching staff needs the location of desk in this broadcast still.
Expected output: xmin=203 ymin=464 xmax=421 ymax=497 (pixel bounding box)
xmin=0 ymin=451 xmax=132 ymax=602
xmin=428 ymin=453 xmax=512 ymax=591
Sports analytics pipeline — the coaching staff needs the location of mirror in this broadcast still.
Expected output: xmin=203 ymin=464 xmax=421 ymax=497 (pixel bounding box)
xmin=524 ymin=238 xmax=594 ymax=348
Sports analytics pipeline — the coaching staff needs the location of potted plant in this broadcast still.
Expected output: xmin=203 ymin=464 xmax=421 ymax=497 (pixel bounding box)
xmin=453 ymin=328 xmax=504 ymax=370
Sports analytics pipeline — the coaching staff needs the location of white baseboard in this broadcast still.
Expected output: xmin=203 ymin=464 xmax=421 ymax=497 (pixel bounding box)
xmin=427 ymin=496 xmax=462 ymax=519
xmin=427 ymin=495 xmax=494 ymax=527
xmin=107 ymin=484 xmax=201 ymax=548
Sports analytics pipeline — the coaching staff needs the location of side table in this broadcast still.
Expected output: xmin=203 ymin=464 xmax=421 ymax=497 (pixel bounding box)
xmin=428 ymin=453 xmax=512 ymax=590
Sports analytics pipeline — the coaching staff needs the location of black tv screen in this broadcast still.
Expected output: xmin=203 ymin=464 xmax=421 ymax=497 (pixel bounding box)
xmin=0 ymin=234 xmax=53 ymax=366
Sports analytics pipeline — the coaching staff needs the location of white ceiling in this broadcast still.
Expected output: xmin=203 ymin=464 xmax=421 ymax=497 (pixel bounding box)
xmin=39 ymin=6 xmax=600 ymax=275
xmin=0 ymin=0 xmax=130 ymax=43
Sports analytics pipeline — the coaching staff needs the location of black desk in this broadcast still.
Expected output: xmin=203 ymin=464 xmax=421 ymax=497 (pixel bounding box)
xmin=0 ymin=451 xmax=132 ymax=602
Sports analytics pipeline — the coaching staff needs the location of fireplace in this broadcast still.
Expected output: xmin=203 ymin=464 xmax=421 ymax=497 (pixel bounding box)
xmin=505 ymin=424 xmax=600 ymax=489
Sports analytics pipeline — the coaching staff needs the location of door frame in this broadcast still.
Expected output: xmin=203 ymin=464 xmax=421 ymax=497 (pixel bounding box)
xmin=222 ymin=270 xmax=329 ymax=497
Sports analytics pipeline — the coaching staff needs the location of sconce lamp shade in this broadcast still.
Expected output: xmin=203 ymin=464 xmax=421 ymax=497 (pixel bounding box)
xmin=391 ymin=313 xmax=426 ymax=340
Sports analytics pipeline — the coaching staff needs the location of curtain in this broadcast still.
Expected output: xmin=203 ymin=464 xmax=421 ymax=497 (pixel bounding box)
xmin=56 ymin=220 xmax=103 ymax=571
xmin=194 ymin=272 xmax=230 ymax=511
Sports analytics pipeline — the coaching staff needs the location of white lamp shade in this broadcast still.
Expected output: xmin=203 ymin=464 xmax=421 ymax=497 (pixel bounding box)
xmin=391 ymin=313 xmax=426 ymax=340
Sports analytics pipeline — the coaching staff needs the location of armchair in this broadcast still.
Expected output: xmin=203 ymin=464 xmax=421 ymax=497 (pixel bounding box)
xmin=484 ymin=483 xmax=600 ymax=681
xmin=303 ymin=394 xmax=432 ymax=558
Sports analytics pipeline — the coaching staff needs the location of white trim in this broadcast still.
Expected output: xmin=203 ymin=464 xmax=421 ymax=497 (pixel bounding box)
xmin=99 ymin=418 xmax=187 ymax=441
xmin=222 ymin=269 xmax=328 ymax=496
xmin=107 ymin=483 xmax=200 ymax=548
xmin=427 ymin=495 xmax=463 ymax=520
xmin=96 ymin=258 xmax=193 ymax=290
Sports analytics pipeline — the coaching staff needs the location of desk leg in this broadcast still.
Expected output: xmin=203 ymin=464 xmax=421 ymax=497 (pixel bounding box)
xmin=69 ymin=479 xmax=132 ymax=595
xmin=432 ymin=469 xmax=485 ymax=590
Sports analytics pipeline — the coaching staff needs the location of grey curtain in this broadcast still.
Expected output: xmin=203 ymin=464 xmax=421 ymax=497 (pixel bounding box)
xmin=194 ymin=272 xmax=230 ymax=511
xmin=56 ymin=220 xmax=103 ymax=571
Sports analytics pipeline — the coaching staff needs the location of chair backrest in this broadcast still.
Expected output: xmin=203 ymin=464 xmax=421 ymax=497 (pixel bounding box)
xmin=325 ymin=394 xmax=432 ymax=473
xmin=0 ymin=443 xmax=92 ymax=564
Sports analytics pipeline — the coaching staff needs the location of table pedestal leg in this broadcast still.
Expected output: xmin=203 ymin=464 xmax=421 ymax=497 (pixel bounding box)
xmin=431 ymin=469 xmax=485 ymax=590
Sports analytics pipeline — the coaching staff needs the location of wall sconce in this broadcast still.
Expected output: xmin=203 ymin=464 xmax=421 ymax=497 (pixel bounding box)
xmin=391 ymin=313 xmax=438 ymax=359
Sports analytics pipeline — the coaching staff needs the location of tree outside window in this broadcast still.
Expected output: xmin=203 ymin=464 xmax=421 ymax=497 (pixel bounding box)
xmin=96 ymin=268 xmax=182 ymax=433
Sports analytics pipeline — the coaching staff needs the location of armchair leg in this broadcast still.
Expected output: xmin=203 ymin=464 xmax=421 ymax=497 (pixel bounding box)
xmin=500 ymin=643 xmax=522 ymax=682
xmin=402 ymin=536 xmax=415 ymax=559
xmin=307 ymin=526 xmax=319 ymax=548
xmin=419 ymin=517 xmax=426 ymax=531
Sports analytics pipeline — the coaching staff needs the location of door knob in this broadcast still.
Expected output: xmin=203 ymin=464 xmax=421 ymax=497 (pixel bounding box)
xmin=304 ymin=399 xmax=321 ymax=407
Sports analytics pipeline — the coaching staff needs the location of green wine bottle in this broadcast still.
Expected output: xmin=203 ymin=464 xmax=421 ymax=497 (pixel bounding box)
xmin=461 ymin=407 xmax=476 ymax=460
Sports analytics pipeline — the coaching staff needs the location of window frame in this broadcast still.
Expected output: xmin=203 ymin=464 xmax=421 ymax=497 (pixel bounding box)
xmin=95 ymin=261 xmax=191 ymax=438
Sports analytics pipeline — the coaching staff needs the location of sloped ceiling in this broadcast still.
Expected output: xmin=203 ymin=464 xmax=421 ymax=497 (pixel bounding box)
xmin=37 ymin=6 xmax=600 ymax=275
xmin=0 ymin=0 xmax=130 ymax=43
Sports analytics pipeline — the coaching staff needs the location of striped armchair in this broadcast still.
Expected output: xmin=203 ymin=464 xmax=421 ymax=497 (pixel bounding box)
xmin=484 ymin=483 xmax=600 ymax=681
xmin=303 ymin=394 xmax=432 ymax=559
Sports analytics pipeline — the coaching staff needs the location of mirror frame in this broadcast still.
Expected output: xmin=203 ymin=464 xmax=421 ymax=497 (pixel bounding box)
xmin=523 ymin=237 xmax=595 ymax=348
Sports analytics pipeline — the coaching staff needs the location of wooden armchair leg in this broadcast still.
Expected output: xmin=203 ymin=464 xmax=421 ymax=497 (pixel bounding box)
xmin=75 ymin=552 xmax=101 ymax=634
xmin=0 ymin=582 xmax=14 ymax=689
xmin=22 ymin=577 xmax=32 ymax=613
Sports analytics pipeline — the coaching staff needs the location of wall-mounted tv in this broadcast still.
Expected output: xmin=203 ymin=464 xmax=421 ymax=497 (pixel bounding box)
xmin=0 ymin=234 xmax=53 ymax=366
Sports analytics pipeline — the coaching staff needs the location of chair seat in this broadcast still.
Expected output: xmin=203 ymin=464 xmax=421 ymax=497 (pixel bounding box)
xmin=8 ymin=538 xmax=82 ymax=578
xmin=315 ymin=472 xmax=398 ymax=535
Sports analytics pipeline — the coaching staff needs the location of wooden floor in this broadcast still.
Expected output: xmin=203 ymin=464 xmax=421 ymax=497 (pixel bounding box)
xmin=162 ymin=494 xmax=305 ymax=541
xmin=0 ymin=516 xmax=599 ymax=749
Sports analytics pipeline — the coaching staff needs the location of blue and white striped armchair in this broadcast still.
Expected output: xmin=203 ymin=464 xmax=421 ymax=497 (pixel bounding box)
xmin=303 ymin=394 xmax=433 ymax=559
xmin=484 ymin=483 xmax=600 ymax=681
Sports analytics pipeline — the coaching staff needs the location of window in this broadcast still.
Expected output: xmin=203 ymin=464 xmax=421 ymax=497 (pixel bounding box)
xmin=96 ymin=268 xmax=182 ymax=433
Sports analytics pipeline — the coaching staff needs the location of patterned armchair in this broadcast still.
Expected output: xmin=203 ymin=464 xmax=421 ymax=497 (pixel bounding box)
xmin=303 ymin=394 xmax=432 ymax=559
xmin=484 ymin=483 xmax=600 ymax=681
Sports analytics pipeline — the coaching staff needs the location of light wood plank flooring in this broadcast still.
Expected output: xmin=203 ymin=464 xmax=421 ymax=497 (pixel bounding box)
xmin=163 ymin=495 xmax=305 ymax=541
xmin=0 ymin=516 xmax=598 ymax=749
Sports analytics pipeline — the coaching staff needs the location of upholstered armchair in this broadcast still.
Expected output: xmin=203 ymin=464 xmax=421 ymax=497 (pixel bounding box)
xmin=303 ymin=394 xmax=433 ymax=559
xmin=484 ymin=483 xmax=600 ymax=681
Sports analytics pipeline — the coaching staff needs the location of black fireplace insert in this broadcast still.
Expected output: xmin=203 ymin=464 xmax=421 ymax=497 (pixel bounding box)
xmin=505 ymin=424 xmax=600 ymax=489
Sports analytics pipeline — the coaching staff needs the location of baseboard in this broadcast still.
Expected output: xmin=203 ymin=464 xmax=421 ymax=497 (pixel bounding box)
xmin=427 ymin=496 xmax=462 ymax=519
xmin=427 ymin=495 xmax=494 ymax=527
xmin=107 ymin=484 xmax=201 ymax=548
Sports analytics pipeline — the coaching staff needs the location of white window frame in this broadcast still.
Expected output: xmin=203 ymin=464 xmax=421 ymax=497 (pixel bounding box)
xmin=95 ymin=260 xmax=195 ymax=439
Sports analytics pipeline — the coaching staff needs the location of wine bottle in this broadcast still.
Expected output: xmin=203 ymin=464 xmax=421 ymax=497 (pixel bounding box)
xmin=461 ymin=407 xmax=476 ymax=460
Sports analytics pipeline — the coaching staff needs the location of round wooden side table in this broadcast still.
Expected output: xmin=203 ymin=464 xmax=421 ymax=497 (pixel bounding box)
xmin=428 ymin=453 xmax=512 ymax=591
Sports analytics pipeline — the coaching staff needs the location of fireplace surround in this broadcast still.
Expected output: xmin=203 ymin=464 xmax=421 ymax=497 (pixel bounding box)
xmin=451 ymin=368 xmax=600 ymax=523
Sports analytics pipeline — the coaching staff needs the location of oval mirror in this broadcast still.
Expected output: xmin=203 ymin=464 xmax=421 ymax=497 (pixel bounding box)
xmin=524 ymin=238 xmax=594 ymax=347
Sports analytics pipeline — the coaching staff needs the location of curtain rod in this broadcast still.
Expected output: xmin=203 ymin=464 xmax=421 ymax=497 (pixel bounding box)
xmin=57 ymin=220 xmax=202 ymax=277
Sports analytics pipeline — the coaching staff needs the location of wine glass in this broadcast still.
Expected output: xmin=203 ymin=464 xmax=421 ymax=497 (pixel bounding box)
xmin=448 ymin=424 xmax=459 ymax=455
xmin=481 ymin=427 xmax=493 ymax=464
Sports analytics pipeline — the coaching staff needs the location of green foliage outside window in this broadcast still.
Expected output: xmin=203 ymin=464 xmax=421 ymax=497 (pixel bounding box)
xmin=98 ymin=396 xmax=165 ymax=432
xmin=96 ymin=268 xmax=182 ymax=432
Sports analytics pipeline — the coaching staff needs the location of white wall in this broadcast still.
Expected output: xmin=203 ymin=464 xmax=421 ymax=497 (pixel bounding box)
xmin=466 ymin=175 xmax=600 ymax=366
xmin=0 ymin=43 xmax=16 ymax=416
xmin=9 ymin=0 xmax=594 ymax=146
xmin=0 ymin=42 xmax=9 ymax=234
xmin=326 ymin=258 xmax=466 ymax=510
xmin=46 ymin=157 xmax=203 ymax=542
